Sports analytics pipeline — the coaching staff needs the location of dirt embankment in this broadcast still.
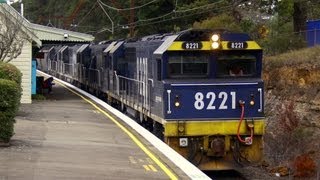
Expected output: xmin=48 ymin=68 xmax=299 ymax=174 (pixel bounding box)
xmin=260 ymin=47 xmax=320 ymax=179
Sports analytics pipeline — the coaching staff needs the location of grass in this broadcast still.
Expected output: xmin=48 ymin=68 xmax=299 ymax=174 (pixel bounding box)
xmin=31 ymin=94 xmax=46 ymax=100
xmin=264 ymin=46 xmax=320 ymax=69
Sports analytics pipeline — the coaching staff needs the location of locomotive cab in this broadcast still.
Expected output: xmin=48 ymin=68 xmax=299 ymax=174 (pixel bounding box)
xmin=153 ymin=29 xmax=265 ymax=170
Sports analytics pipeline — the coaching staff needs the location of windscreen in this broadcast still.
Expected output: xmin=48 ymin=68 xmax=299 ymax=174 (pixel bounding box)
xmin=167 ymin=52 xmax=209 ymax=78
xmin=216 ymin=53 xmax=257 ymax=78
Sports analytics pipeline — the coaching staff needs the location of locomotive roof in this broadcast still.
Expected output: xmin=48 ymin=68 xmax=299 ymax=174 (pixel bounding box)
xmin=154 ymin=35 xmax=178 ymax=55
xmin=110 ymin=41 xmax=124 ymax=54
xmin=137 ymin=29 xmax=253 ymax=42
xmin=77 ymin=44 xmax=89 ymax=54
xmin=39 ymin=46 xmax=54 ymax=52
xmin=174 ymin=29 xmax=252 ymax=41
xmin=103 ymin=41 xmax=117 ymax=54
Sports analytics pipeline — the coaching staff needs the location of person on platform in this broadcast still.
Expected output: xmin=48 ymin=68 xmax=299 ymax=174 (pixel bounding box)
xmin=43 ymin=77 xmax=55 ymax=94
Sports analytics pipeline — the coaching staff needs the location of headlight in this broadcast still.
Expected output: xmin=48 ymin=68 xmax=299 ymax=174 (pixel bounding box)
xmin=174 ymin=101 xmax=180 ymax=107
xmin=250 ymin=94 xmax=255 ymax=106
xmin=211 ymin=34 xmax=220 ymax=41
xmin=211 ymin=42 xmax=220 ymax=49
xmin=174 ymin=95 xmax=180 ymax=107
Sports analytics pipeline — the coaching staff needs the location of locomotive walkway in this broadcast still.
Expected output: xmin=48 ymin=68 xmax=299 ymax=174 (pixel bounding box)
xmin=0 ymin=72 xmax=210 ymax=180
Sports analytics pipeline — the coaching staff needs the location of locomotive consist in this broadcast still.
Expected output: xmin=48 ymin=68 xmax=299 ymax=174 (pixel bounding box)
xmin=37 ymin=29 xmax=264 ymax=170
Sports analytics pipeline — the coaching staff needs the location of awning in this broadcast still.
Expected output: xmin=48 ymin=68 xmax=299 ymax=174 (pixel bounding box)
xmin=30 ymin=23 xmax=94 ymax=42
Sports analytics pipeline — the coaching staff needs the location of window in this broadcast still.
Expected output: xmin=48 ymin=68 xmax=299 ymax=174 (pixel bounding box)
xmin=168 ymin=52 xmax=209 ymax=78
xmin=216 ymin=54 xmax=256 ymax=78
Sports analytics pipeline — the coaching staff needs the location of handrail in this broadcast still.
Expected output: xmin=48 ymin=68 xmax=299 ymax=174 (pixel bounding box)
xmin=114 ymin=71 xmax=150 ymax=111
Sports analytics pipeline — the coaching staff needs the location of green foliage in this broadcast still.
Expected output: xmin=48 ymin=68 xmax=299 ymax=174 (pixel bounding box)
xmin=0 ymin=79 xmax=20 ymax=143
xmin=0 ymin=79 xmax=21 ymax=114
xmin=14 ymin=0 xmax=320 ymax=55
xmin=0 ymin=62 xmax=22 ymax=85
xmin=277 ymin=0 xmax=294 ymax=18
xmin=32 ymin=94 xmax=46 ymax=100
xmin=308 ymin=1 xmax=320 ymax=19
xmin=0 ymin=116 xmax=15 ymax=143
xmin=193 ymin=14 xmax=241 ymax=32
xmin=239 ymin=19 xmax=255 ymax=33
xmin=259 ymin=17 xmax=306 ymax=55
xmin=0 ymin=62 xmax=22 ymax=143
xmin=19 ymin=0 xmax=231 ymax=40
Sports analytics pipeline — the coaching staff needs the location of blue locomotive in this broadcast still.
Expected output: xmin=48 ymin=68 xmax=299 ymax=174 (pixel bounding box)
xmin=37 ymin=29 xmax=265 ymax=170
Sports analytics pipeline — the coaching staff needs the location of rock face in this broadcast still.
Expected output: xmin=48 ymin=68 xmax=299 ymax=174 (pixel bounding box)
xmin=262 ymin=47 xmax=320 ymax=178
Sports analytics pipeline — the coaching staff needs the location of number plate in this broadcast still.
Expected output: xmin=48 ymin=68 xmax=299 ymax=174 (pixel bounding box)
xmin=227 ymin=42 xmax=248 ymax=49
xmin=194 ymin=91 xmax=236 ymax=110
xmin=182 ymin=42 xmax=203 ymax=50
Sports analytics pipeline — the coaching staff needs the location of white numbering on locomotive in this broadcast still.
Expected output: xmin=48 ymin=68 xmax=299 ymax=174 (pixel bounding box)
xmin=230 ymin=42 xmax=244 ymax=49
xmin=185 ymin=42 xmax=199 ymax=49
xmin=194 ymin=92 xmax=236 ymax=110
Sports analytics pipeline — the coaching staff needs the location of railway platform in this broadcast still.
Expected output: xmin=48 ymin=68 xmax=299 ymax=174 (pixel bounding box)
xmin=0 ymin=72 xmax=210 ymax=180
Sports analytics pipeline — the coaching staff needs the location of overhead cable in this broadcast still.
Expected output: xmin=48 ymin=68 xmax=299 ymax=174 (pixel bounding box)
xmin=118 ymin=0 xmax=226 ymax=27
xmin=114 ymin=4 xmax=233 ymax=30
xmin=98 ymin=0 xmax=159 ymax=11
xmin=73 ymin=0 xmax=98 ymax=28
xmin=174 ymin=0 xmax=225 ymax=13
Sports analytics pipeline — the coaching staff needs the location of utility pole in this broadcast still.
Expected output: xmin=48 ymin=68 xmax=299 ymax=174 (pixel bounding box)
xmin=129 ymin=0 xmax=135 ymax=37
xmin=19 ymin=0 xmax=23 ymax=17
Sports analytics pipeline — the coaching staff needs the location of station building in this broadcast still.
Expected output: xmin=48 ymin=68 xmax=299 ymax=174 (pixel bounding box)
xmin=0 ymin=3 xmax=94 ymax=103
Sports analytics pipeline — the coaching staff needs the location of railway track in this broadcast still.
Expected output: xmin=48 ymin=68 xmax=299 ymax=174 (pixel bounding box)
xmin=204 ymin=170 xmax=246 ymax=180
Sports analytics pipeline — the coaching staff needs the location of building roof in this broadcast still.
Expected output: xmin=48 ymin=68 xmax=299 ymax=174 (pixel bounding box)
xmin=0 ymin=3 xmax=42 ymax=47
xmin=29 ymin=23 xmax=95 ymax=42
xmin=0 ymin=3 xmax=94 ymax=46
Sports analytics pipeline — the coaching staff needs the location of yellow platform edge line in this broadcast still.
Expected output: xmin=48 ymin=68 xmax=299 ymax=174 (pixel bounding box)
xmin=149 ymin=165 xmax=158 ymax=172
xmin=56 ymin=81 xmax=178 ymax=180
xmin=143 ymin=165 xmax=151 ymax=171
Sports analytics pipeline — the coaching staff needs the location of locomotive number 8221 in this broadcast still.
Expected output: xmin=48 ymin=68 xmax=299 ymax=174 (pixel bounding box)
xmin=38 ymin=29 xmax=265 ymax=170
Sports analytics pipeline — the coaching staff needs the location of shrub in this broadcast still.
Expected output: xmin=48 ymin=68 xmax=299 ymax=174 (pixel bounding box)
xmin=0 ymin=79 xmax=21 ymax=114
xmin=0 ymin=79 xmax=21 ymax=142
xmin=0 ymin=62 xmax=22 ymax=85
xmin=0 ymin=115 xmax=15 ymax=143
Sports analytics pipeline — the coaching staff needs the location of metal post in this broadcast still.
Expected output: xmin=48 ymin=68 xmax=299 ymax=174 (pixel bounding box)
xmin=20 ymin=3 xmax=24 ymax=17
xmin=129 ymin=0 xmax=135 ymax=37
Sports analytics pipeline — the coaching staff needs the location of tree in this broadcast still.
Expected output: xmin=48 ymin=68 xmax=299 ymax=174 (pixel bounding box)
xmin=293 ymin=1 xmax=307 ymax=33
xmin=0 ymin=5 xmax=30 ymax=62
xmin=193 ymin=13 xmax=242 ymax=32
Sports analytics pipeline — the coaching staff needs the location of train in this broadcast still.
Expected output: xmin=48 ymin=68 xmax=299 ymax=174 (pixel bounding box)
xmin=36 ymin=29 xmax=265 ymax=170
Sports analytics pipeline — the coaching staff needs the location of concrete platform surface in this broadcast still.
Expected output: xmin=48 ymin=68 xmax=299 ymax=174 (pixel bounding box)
xmin=0 ymin=84 xmax=190 ymax=180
